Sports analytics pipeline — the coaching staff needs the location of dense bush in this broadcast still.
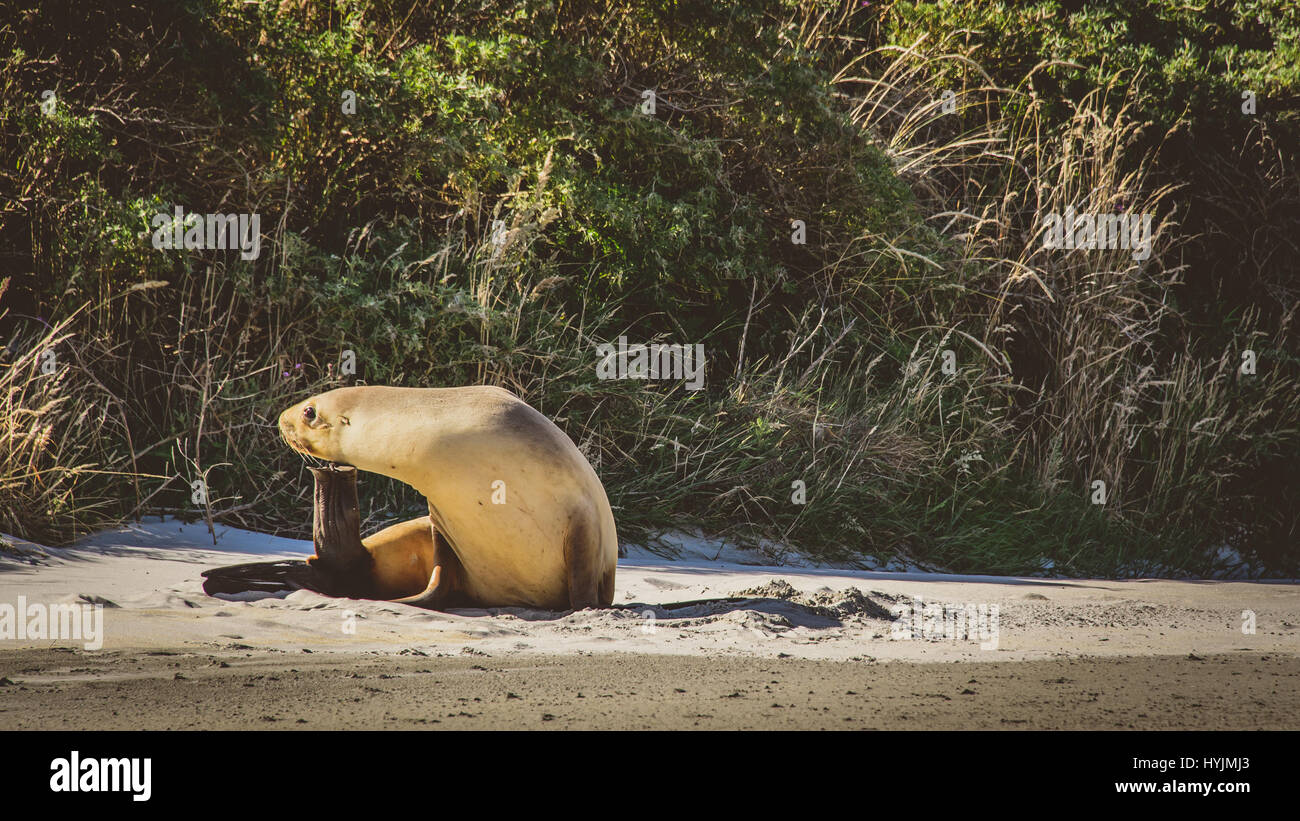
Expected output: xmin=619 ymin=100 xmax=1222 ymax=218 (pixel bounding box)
xmin=1 ymin=0 xmax=1294 ymax=576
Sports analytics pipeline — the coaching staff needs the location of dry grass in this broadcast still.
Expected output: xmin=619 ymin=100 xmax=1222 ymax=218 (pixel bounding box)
xmin=1 ymin=1 xmax=1293 ymax=574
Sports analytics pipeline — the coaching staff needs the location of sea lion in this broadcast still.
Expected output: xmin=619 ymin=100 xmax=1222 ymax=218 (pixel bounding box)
xmin=276 ymin=385 xmax=618 ymax=610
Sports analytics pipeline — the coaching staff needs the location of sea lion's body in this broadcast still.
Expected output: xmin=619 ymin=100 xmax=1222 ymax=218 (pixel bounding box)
xmin=278 ymin=386 xmax=617 ymax=610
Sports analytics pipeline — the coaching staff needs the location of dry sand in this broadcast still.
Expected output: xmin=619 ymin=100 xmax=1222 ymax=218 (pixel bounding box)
xmin=2 ymin=648 xmax=1298 ymax=730
xmin=1 ymin=520 xmax=1296 ymax=729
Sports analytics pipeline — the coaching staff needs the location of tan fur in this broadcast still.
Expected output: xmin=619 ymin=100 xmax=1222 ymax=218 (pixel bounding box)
xmin=278 ymin=385 xmax=618 ymax=610
xmin=360 ymin=516 xmax=436 ymax=599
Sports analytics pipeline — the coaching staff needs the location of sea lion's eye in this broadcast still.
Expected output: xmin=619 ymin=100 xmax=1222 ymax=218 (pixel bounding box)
xmin=303 ymin=406 xmax=316 ymax=422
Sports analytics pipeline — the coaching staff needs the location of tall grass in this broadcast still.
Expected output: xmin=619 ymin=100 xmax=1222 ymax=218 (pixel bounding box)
xmin=1 ymin=0 xmax=1294 ymax=575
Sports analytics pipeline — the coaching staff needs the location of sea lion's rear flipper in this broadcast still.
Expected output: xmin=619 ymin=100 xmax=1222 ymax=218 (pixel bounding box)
xmin=390 ymin=565 xmax=446 ymax=608
xmin=201 ymin=560 xmax=317 ymax=597
xmin=387 ymin=527 xmax=468 ymax=609
xmin=201 ymin=465 xmax=373 ymax=600
xmin=307 ymin=464 xmax=374 ymax=598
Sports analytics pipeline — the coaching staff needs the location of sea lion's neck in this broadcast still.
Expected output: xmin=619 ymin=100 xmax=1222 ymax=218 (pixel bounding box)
xmin=342 ymin=414 xmax=455 ymax=498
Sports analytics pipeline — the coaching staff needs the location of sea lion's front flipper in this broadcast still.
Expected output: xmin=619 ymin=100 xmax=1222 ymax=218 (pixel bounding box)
xmin=307 ymin=464 xmax=374 ymax=598
xmin=564 ymin=514 xmax=605 ymax=609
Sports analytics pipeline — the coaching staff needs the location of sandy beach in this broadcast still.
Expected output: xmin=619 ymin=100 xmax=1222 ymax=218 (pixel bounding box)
xmin=3 ymin=648 xmax=1298 ymax=730
xmin=2 ymin=520 xmax=1296 ymax=729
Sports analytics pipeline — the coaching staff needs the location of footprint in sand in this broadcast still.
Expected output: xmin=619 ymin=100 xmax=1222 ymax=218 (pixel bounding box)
xmin=642 ymin=577 xmax=690 ymax=591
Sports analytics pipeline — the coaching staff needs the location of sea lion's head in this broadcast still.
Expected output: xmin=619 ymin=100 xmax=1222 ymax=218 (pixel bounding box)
xmin=278 ymin=387 xmax=363 ymax=466
xmin=280 ymin=385 xmax=434 ymax=488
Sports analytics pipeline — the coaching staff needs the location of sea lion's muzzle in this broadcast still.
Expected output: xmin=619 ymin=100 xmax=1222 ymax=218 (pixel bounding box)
xmin=278 ymin=410 xmax=313 ymax=457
